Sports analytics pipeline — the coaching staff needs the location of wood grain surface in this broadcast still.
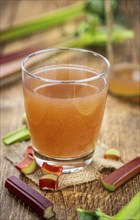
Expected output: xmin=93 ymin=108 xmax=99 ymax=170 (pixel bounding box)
xmin=1 ymin=1 xmax=140 ymax=220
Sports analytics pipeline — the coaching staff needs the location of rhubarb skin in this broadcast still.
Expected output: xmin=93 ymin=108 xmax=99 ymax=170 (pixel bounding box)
xmin=41 ymin=163 xmax=63 ymax=176
xmin=4 ymin=176 xmax=55 ymax=219
xmin=23 ymin=146 xmax=34 ymax=157
xmin=102 ymin=157 xmax=140 ymax=191
xmin=39 ymin=174 xmax=58 ymax=190
xmin=15 ymin=155 xmax=37 ymax=175
xmin=22 ymin=113 xmax=28 ymax=126
xmin=2 ymin=127 xmax=30 ymax=145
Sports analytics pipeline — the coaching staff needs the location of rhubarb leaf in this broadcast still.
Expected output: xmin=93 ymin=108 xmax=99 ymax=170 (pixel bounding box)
xmin=77 ymin=208 xmax=112 ymax=220
xmin=112 ymin=192 xmax=140 ymax=220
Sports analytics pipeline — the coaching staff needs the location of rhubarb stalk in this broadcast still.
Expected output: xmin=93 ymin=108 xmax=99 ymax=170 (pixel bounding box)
xmin=2 ymin=127 xmax=30 ymax=145
xmin=0 ymin=45 xmax=42 ymax=64
xmin=65 ymin=26 xmax=134 ymax=48
xmin=15 ymin=155 xmax=37 ymax=175
xmin=23 ymin=146 xmax=34 ymax=157
xmin=41 ymin=162 xmax=63 ymax=176
xmin=102 ymin=157 xmax=140 ymax=191
xmin=5 ymin=176 xmax=55 ymax=219
xmin=22 ymin=113 xmax=27 ymax=126
xmin=1 ymin=2 xmax=85 ymax=43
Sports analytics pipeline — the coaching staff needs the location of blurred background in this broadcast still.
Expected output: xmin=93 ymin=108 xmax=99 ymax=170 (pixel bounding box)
xmin=0 ymin=0 xmax=140 ymax=103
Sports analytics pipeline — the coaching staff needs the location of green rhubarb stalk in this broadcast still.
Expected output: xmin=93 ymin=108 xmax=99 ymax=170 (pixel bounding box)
xmin=0 ymin=0 xmax=119 ymax=44
xmin=2 ymin=127 xmax=30 ymax=145
xmin=1 ymin=2 xmax=85 ymax=43
xmin=77 ymin=192 xmax=140 ymax=220
xmin=22 ymin=113 xmax=27 ymax=126
xmin=65 ymin=26 xmax=134 ymax=48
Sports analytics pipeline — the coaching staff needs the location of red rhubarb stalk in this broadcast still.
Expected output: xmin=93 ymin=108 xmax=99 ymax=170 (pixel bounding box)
xmin=41 ymin=162 xmax=63 ymax=176
xmin=23 ymin=146 xmax=34 ymax=158
xmin=15 ymin=155 xmax=37 ymax=175
xmin=0 ymin=46 xmax=42 ymax=64
xmin=5 ymin=176 xmax=55 ymax=219
xmin=102 ymin=157 xmax=140 ymax=191
xmin=39 ymin=174 xmax=59 ymax=190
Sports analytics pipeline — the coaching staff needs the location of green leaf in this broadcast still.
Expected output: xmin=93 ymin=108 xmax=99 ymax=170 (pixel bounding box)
xmin=77 ymin=208 xmax=112 ymax=220
xmin=112 ymin=192 xmax=140 ymax=220
xmin=77 ymin=193 xmax=140 ymax=220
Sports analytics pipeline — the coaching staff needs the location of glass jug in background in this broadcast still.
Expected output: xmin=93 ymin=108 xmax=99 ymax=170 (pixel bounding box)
xmin=106 ymin=0 xmax=140 ymax=104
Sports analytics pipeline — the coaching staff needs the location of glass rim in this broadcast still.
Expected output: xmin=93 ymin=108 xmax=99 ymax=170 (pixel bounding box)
xmin=21 ymin=48 xmax=110 ymax=83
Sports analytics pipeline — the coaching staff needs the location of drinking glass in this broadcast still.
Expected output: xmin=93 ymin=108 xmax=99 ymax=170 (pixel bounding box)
xmin=22 ymin=48 xmax=110 ymax=173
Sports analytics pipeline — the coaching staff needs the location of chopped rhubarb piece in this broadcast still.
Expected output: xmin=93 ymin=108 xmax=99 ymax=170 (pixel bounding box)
xmin=2 ymin=127 xmax=30 ymax=145
xmin=23 ymin=146 xmax=34 ymax=157
xmin=102 ymin=157 xmax=140 ymax=191
xmin=39 ymin=174 xmax=58 ymax=190
xmin=104 ymin=148 xmax=121 ymax=161
xmin=5 ymin=176 xmax=55 ymax=219
xmin=15 ymin=155 xmax=37 ymax=175
xmin=22 ymin=113 xmax=28 ymax=126
xmin=41 ymin=162 xmax=63 ymax=176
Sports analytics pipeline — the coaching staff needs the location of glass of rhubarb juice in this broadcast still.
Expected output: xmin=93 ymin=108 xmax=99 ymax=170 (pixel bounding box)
xmin=22 ymin=48 xmax=110 ymax=173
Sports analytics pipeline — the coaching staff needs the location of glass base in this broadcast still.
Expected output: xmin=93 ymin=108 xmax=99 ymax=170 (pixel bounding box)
xmin=34 ymin=150 xmax=94 ymax=173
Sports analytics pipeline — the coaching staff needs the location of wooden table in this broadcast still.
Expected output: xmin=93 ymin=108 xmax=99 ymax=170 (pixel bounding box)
xmin=1 ymin=1 xmax=140 ymax=220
